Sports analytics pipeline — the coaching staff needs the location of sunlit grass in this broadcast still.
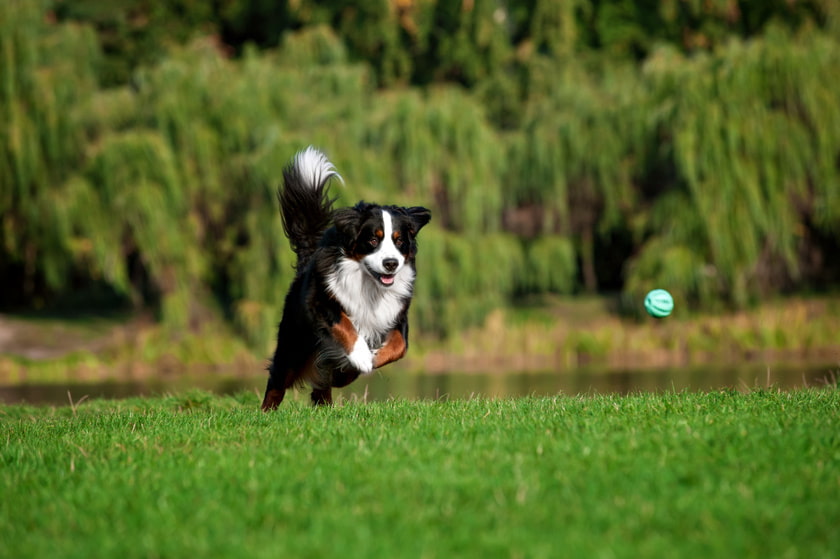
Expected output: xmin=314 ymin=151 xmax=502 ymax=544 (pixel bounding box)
xmin=3 ymin=389 xmax=838 ymax=558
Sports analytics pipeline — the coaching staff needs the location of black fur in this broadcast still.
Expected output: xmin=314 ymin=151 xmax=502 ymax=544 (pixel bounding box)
xmin=278 ymin=159 xmax=336 ymax=271
xmin=261 ymin=149 xmax=431 ymax=409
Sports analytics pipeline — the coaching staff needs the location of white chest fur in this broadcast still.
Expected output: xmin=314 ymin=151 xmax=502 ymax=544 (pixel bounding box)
xmin=325 ymin=258 xmax=414 ymax=344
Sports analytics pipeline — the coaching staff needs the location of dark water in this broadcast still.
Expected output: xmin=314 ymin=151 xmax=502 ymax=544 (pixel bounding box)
xmin=1 ymin=363 xmax=836 ymax=406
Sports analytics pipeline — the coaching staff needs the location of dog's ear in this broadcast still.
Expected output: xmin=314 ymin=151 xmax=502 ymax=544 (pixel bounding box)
xmin=404 ymin=206 xmax=431 ymax=234
xmin=333 ymin=207 xmax=361 ymax=240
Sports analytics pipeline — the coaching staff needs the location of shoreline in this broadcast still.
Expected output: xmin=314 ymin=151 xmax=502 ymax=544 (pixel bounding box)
xmin=1 ymin=295 xmax=838 ymax=385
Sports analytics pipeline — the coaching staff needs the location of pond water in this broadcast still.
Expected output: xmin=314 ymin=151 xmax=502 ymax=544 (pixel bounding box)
xmin=1 ymin=362 xmax=836 ymax=406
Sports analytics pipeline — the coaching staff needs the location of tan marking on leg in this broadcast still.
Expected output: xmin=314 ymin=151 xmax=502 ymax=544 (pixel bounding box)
xmin=331 ymin=312 xmax=358 ymax=354
xmin=373 ymin=329 xmax=407 ymax=369
xmin=261 ymin=389 xmax=286 ymax=411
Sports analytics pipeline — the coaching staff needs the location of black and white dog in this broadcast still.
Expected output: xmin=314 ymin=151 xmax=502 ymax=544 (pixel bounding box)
xmin=262 ymin=147 xmax=431 ymax=409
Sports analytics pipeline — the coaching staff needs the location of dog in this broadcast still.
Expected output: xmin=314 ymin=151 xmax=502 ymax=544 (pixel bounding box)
xmin=261 ymin=147 xmax=431 ymax=409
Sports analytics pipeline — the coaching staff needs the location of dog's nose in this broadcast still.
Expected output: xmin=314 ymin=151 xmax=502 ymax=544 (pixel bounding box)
xmin=383 ymin=258 xmax=399 ymax=273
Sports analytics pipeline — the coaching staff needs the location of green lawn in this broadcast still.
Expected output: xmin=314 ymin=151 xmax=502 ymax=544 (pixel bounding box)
xmin=2 ymin=389 xmax=838 ymax=558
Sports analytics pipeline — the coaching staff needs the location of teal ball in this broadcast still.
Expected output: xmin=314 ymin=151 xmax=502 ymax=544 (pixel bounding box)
xmin=644 ymin=289 xmax=674 ymax=318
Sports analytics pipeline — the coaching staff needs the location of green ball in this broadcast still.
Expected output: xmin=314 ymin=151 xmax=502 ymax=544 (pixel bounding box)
xmin=644 ymin=289 xmax=674 ymax=318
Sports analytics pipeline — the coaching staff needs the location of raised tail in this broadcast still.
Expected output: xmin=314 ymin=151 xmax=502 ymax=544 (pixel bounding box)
xmin=279 ymin=147 xmax=342 ymax=269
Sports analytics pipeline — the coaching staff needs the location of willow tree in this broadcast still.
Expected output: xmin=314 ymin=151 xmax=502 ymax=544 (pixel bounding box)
xmin=0 ymin=2 xmax=200 ymax=323
xmin=625 ymin=29 xmax=840 ymax=308
xmin=0 ymin=10 xmax=379 ymax=346
xmin=362 ymin=85 xmax=519 ymax=334
xmin=523 ymin=0 xmax=586 ymax=57
xmin=368 ymin=86 xmax=506 ymax=233
xmin=508 ymin=58 xmax=646 ymax=293
xmin=119 ymin=28 xmax=376 ymax=349
xmin=0 ymin=1 xmax=101 ymax=305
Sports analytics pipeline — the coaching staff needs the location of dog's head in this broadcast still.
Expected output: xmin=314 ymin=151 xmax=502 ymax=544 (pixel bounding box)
xmin=333 ymin=203 xmax=431 ymax=287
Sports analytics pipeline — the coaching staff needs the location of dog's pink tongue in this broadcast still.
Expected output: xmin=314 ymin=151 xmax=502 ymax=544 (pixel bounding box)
xmin=380 ymin=275 xmax=395 ymax=285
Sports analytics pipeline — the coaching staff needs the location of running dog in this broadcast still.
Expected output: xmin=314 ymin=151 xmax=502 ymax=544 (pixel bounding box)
xmin=262 ymin=147 xmax=431 ymax=409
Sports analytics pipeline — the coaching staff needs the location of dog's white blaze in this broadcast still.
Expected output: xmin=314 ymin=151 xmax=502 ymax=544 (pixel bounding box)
xmin=363 ymin=210 xmax=405 ymax=276
xmin=346 ymin=336 xmax=374 ymax=374
xmin=326 ymin=257 xmax=414 ymax=345
xmin=295 ymin=146 xmax=342 ymax=189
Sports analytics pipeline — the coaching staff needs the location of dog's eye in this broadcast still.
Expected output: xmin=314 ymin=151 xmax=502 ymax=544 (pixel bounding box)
xmin=394 ymin=238 xmax=403 ymax=248
xmin=369 ymin=237 xmax=379 ymax=247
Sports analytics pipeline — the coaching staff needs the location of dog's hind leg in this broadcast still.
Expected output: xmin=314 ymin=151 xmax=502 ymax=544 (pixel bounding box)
xmin=262 ymin=353 xmax=320 ymax=410
xmin=310 ymin=386 xmax=333 ymax=406
xmin=309 ymin=366 xmax=362 ymax=405
xmin=308 ymin=360 xmax=339 ymax=406
xmin=261 ymin=369 xmax=290 ymax=411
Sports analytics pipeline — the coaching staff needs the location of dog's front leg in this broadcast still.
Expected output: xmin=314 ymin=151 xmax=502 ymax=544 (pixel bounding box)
xmin=330 ymin=312 xmax=374 ymax=374
xmin=373 ymin=328 xmax=407 ymax=369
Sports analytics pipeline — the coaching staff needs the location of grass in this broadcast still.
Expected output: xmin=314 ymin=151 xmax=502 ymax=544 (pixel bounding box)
xmin=2 ymin=389 xmax=839 ymax=558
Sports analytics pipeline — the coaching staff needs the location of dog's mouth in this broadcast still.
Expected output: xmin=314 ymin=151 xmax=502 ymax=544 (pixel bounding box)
xmin=371 ymin=271 xmax=396 ymax=286
xmin=364 ymin=264 xmax=397 ymax=287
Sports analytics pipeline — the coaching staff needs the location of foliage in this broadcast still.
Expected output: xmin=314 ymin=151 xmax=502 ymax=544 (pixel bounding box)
xmin=3 ymin=390 xmax=839 ymax=557
xmin=2 ymin=1 xmax=840 ymax=348
xmin=630 ymin=30 xmax=840 ymax=307
xmin=1 ymin=1 xmax=101 ymax=303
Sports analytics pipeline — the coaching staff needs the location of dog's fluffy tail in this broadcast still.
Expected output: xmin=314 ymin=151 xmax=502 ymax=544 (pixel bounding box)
xmin=279 ymin=147 xmax=342 ymax=269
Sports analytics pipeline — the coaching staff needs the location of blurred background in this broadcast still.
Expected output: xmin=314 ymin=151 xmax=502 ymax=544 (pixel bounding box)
xmin=1 ymin=0 xmax=839 ymax=402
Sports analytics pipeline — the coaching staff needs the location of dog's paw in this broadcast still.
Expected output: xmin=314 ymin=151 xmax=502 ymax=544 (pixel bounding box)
xmin=347 ymin=337 xmax=374 ymax=374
